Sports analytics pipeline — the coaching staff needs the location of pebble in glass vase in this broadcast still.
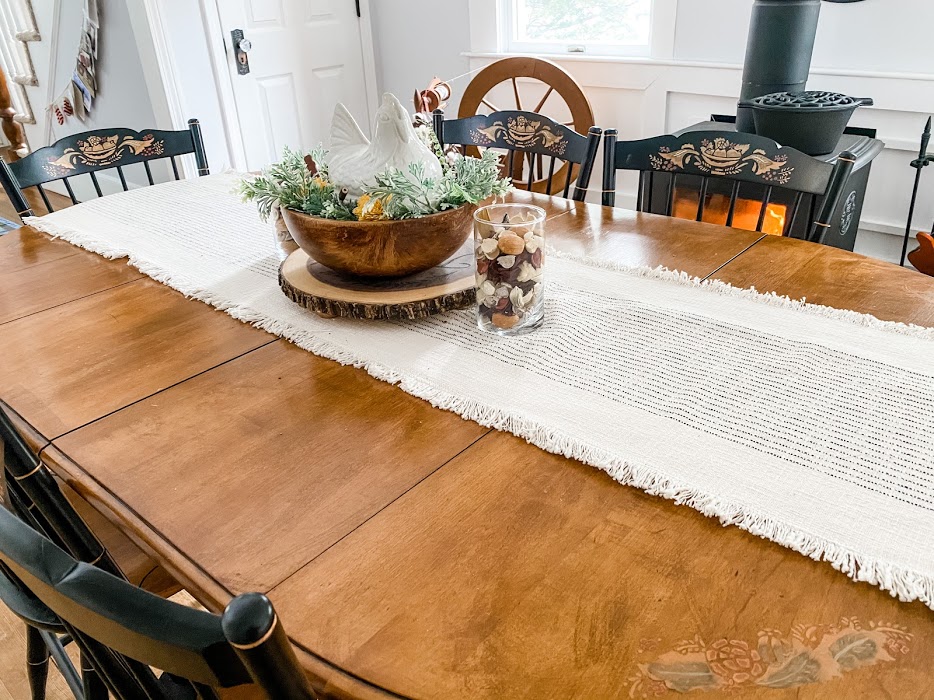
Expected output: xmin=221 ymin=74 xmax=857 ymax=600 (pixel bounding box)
xmin=473 ymin=204 xmax=546 ymax=336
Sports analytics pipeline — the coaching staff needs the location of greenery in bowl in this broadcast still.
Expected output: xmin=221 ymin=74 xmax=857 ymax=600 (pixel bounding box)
xmin=239 ymin=128 xmax=512 ymax=223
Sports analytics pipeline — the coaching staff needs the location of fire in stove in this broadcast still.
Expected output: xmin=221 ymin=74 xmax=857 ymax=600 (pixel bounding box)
xmin=672 ymin=188 xmax=787 ymax=236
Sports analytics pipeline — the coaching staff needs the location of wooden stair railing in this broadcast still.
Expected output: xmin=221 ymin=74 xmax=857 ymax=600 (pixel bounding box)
xmin=0 ymin=63 xmax=26 ymax=155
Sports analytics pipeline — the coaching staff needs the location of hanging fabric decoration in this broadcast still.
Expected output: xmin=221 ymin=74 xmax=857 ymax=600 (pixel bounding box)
xmin=44 ymin=85 xmax=71 ymax=130
xmin=71 ymin=0 xmax=99 ymax=117
xmin=43 ymin=0 xmax=98 ymax=142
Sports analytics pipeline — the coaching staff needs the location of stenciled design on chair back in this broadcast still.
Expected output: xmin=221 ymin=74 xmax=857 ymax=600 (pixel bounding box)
xmin=613 ymin=131 xmax=834 ymax=195
xmin=649 ymin=136 xmax=793 ymax=185
xmin=11 ymin=126 xmax=199 ymax=188
xmin=471 ymin=114 xmax=569 ymax=155
xmin=43 ymin=132 xmax=167 ymax=177
xmin=442 ymin=110 xmax=590 ymax=161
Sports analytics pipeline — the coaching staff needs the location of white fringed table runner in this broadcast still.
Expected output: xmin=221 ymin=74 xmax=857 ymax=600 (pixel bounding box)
xmin=25 ymin=173 xmax=934 ymax=608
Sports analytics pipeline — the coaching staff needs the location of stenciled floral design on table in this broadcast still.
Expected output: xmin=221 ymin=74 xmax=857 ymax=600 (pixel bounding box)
xmin=471 ymin=116 xmax=568 ymax=155
xmin=43 ymin=134 xmax=166 ymax=176
xmin=626 ymin=617 xmax=913 ymax=697
xmin=648 ymin=137 xmax=793 ymax=185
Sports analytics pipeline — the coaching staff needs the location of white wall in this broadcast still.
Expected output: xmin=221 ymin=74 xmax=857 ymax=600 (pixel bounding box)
xmin=675 ymin=0 xmax=934 ymax=72
xmin=369 ymin=0 xmax=471 ymax=115
xmin=462 ymin=0 xmax=934 ymax=265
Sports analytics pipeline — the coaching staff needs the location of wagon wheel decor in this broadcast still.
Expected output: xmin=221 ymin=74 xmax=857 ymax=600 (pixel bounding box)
xmin=459 ymin=57 xmax=595 ymax=196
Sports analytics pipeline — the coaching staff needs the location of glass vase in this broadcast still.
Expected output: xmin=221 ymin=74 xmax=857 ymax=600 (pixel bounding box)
xmin=473 ymin=203 xmax=546 ymax=336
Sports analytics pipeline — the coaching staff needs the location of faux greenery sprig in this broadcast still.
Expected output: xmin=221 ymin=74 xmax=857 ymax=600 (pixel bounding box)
xmin=239 ymin=131 xmax=512 ymax=222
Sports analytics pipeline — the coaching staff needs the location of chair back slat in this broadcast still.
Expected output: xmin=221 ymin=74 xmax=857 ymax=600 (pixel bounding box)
xmin=434 ymin=109 xmax=601 ymax=202
xmin=0 ymin=118 xmax=209 ymax=222
xmin=9 ymin=126 xmax=198 ymax=188
xmin=608 ymin=131 xmax=835 ymax=195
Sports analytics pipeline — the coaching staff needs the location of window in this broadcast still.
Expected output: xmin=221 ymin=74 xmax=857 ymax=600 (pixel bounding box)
xmin=503 ymin=0 xmax=653 ymax=57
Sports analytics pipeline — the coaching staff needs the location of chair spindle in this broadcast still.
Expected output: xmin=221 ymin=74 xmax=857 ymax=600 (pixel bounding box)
xmin=546 ymin=156 xmax=557 ymax=193
xmin=36 ymin=185 xmax=54 ymax=213
xmin=756 ymin=186 xmax=773 ymax=232
xmin=786 ymin=191 xmax=804 ymax=236
xmin=62 ymin=177 xmax=79 ymax=205
xmin=696 ymin=177 xmax=709 ymax=222
xmin=563 ymin=159 xmax=574 ymax=198
xmin=725 ymin=181 xmax=740 ymax=228
xmin=665 ymin=174 xmax=677 ymax=217
xmin=89 ymin=171 xmax=103 ymax=198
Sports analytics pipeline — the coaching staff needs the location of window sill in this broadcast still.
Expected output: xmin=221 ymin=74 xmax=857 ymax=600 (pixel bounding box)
xmin=463 ymin=51 xmax=934 ymax=83
xmin=462 ymin=51 xmax=738 ymax=71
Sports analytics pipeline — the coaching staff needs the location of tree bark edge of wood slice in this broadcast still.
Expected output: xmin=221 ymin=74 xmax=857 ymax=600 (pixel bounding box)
xmin=278 ymin=247 xmax=477 ymax=321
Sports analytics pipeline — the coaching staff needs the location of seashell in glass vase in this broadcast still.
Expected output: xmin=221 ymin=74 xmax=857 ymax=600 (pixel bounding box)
xmin=280 ymin=204 xmax=477 ymax=279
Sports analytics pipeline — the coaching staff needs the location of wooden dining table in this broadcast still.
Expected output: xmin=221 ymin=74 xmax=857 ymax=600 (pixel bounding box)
xmin=2 ymin=190 xmax=933 ymax=699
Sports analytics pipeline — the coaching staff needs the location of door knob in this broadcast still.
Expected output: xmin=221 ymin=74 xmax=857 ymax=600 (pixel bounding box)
xmin=231 ymin=29 xmax=251 ymax=76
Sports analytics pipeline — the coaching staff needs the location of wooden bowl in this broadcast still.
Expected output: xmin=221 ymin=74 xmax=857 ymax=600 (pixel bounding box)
xmin=281 ymin=204 xmax=476 ymax=278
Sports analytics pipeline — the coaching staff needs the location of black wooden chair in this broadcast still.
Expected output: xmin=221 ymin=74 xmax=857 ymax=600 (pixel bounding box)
xmin=0 ymin=118 xmax=209 ymax=221
xmin=0 ymin=407 xmax=175 ymax=697
xmin=433 ymin=109 xmax=601 ymax=201
xmin=601 ymin=129 xmax=856 ymax=244
xmin=0 ymin=503 xmax=315 ymax=699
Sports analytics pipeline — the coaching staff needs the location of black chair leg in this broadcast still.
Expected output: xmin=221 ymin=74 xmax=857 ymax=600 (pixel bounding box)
xmin=82 ymin=651 xmax=108 ymax=699
xmin=26 ymin=625 xmax=50 ymax=700
xmin=39 ymin=630 xmax=85 ymax=698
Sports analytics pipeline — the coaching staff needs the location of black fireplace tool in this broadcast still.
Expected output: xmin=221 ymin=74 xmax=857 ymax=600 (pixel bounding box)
xmin=901 ymin=116 xmax=934 ymax=266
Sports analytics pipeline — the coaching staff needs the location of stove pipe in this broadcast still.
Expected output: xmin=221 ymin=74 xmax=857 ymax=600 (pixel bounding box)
xmin=736 ymin=0 xmax=822 ymax=132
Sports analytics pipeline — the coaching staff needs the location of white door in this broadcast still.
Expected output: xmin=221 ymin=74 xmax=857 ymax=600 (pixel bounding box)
xmin=216 ymin=0 xmax=376 ymax=170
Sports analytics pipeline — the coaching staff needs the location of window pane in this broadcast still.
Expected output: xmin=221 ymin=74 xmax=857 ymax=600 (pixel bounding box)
xmin=514 ymin=0 xmax=651 ymax=46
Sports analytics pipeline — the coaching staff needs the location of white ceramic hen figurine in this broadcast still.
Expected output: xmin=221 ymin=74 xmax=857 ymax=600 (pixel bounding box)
xmin=327 ymin=93 xmax=443 ymax=196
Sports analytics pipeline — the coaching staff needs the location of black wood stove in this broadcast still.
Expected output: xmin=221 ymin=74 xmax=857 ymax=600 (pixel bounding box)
xmin=646 ymin=0 xmax=884 ymax=251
